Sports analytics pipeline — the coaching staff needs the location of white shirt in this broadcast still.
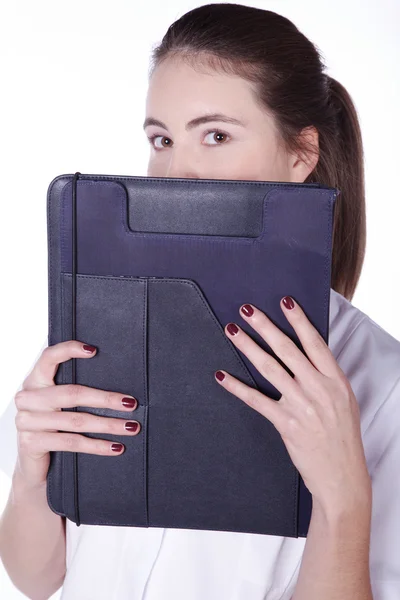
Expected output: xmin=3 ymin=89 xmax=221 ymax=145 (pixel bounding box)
xmin=0 ymin=287 xmax=399 ymax=600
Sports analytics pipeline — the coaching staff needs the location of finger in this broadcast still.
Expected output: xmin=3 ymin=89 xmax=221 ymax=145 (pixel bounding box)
xmin=279 ymin=296 xmax=339 ymax=378
xmin=239 ymin=303 xmax=318 ymax=383
xmin=15 ymin=409 xmax=141 ymax=436
xmin=18 ymin=430 xmax=127 ymax=458
xmin=224 ymin=322 xmax=300 ymax=398
xmin=23 ymin=340 xmax=99 ymax=390
xmin=214 ymin=369 xmax=285 ymax=431
xmin=14 ymin=384 xmax=138 ymax=413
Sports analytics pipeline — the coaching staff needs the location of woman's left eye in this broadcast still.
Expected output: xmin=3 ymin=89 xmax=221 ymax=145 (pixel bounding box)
xmin=204 ymin=130 xmax=230 ymax=145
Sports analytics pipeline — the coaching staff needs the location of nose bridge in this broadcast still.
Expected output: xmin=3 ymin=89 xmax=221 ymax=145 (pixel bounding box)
xmin=165 ymin=143 xmax=201 ymax=179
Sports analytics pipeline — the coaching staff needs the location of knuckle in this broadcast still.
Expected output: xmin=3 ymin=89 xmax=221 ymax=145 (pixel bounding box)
xmin=277 ymin=393 xmax=287 ymax=407
xmin=14 ymin=390 xmax=28 ymax=409
xmin=102 ymin=391 xmax=117 ymax=409
xmin=308 ymin=332 xmax=325 ymax=353
xmin=41 ymin=345 xmax=55 ymax=363
xmin=107 ymin=417 xmax=119 ymax=434
xmin=41 ymin=345 xmax=51 ymax=357
xmin=305 ymin=403 xmax=316 ymax=418
xmin=260 ymin=355 xmax=279 ymax=377
xmin=276 ymin=337 xmax=297 ymax=361
xmin=69 ymin=412 xmax=86 ymax=430
xmin=95 ymin=438 xmax=109 ymax=454
xmin=15 ymin=410 xmax=29 ymax=430
xmin=18 ymin=430 xmax=35 ymax=450
xmin=96 ymin=414 xmax=114 ymax=434
xmin=70 ymin=340 xmax=83 ymax=354
xmin=244 ymin=390 xmax=262 ymax=410
xmin=337 ymin=375 xmax=351 ymax=398
xmin=62 ymin=340 xmax=75 ymax=351
xmin=64 ymin=435 xmax=76 ymax=449
xmin=280 ymin=415 xmax=299 ymax=439
xmin=65 ymin=384 xmax=82 ymax=402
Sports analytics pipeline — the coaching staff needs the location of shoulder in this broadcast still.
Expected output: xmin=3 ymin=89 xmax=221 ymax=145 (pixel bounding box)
xmin=328 ymin=286 xmax=400 ymax=381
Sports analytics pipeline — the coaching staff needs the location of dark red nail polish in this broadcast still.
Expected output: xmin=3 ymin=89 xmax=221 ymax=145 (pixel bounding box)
xmin=241 ymin=304 xmax=254 ymax=317
xmin=111 ymin=443 xmax=124 ymax=452
xmin=122 ymin=397 xmax=137 ymax=409
xmin=282 ymin=296 xmax=295 ymax=310
xmin=83 ymin=344 xmax=96 ymax=353
xmin=125 ymin=421 xmax=139 ymax=433
xmin=215 ymin=370 xmax=225 ymax=382
xmin=227 ymin=323 xmax=239 ymax=335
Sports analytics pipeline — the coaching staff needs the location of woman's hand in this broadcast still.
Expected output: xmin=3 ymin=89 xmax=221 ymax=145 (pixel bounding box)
xmin=13 ymin=341 xmax=141 ymax=489
xmin=214 ymin=295 xmax=372 ymax=515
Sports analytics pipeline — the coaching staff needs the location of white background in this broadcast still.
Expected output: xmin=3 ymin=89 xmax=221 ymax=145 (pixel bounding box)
xmin=0 ymin=0 xmax=399 ymax=597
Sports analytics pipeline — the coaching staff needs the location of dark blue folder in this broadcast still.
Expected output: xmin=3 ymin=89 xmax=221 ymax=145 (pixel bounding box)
xmin=46 ymin=172 xmax=338 ymax=537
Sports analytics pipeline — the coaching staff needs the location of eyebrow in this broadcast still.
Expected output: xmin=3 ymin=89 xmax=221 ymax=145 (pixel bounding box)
xmin=143 ymin=113 xmax=246 ymax=131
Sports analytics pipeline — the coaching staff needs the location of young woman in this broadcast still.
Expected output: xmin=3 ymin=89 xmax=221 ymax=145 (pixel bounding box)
xmin=0 ymin=4 xmax=399 ymax=600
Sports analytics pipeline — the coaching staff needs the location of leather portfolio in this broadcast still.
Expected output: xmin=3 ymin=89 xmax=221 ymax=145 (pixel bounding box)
xmin=46 ymin=172 xmax=338 ymax=537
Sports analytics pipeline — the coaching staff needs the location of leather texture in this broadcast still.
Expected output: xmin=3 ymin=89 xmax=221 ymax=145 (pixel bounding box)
xmin=46 ymin=173 xmax=338 ymax=537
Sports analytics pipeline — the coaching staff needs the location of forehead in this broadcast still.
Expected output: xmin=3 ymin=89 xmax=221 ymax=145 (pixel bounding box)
xmin=146 ymin=56 xmax=257 ymax=112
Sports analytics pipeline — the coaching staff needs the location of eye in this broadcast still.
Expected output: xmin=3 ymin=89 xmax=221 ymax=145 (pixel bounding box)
xmin=147 ymin=134 xmax=172 ymax=150
xmin=203 ymin=129 xmax=230 ymax=145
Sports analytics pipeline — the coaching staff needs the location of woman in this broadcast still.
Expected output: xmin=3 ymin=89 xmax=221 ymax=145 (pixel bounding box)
xmin=0 ymin=4 xmax=399 ymax=600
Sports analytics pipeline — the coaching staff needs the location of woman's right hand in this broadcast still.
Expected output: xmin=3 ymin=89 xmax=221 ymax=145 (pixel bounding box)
xmin=13 ymin=340 xmax=140 ymax=488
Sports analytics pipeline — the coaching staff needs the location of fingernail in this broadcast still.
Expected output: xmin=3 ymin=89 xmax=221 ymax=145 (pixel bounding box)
xmin=215 ymin=370 xmax=225 ymax=382
xmin=122 ymin=397 xmax=137 ymax=409
xmin=125 ymin=421 xmax=139 ymax=433
xmin=111 ymin=443 xmax=124 ymax=452
xmin=282 ymin=296 xmax=295 ymax=310
xmin=241 ymin=304 xmax=254 ymax=317
xmin=227 ymin=323 xmax=239 ymax=335
xmin=83 ymin=344 xmax=96 ymax=353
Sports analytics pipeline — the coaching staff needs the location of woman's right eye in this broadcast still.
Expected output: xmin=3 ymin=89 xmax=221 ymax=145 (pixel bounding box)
xmin=148 ymin=134 xmax=172 ymax=150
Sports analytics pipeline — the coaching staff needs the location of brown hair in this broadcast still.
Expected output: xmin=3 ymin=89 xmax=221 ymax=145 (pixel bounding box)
xmin=149 ymin=3 xmax=366 ymax=301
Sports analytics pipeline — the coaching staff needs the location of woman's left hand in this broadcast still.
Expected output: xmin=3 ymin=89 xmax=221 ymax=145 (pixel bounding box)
xmin=215 ymin=295 xmax=372 ymax=514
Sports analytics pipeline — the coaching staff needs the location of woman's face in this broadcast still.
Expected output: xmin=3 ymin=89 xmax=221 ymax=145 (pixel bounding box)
xmin=144 ymin=56 xmax=318 ymax=182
